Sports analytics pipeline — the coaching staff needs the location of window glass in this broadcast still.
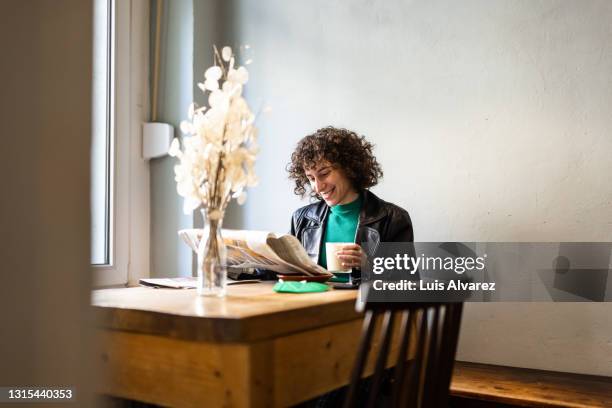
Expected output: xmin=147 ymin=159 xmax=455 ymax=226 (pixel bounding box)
xmin=91 ymin=0 xmax=114 ymax=265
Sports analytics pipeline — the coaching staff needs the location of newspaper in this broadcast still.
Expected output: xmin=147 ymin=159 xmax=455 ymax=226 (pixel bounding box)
xmin=178 ymin=229 xmax=332 ymax=276
xmin=139 ymin=277 xmax=260 ymax=289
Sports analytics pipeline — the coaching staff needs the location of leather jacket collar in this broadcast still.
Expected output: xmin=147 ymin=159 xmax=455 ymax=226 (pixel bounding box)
xmin=303 ymin=190 xmax=388 ymax=227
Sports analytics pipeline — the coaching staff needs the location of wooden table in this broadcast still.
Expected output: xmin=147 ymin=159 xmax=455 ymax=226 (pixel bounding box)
xmin=93 ymin=282 xmax=369 ymax=407
xmin=93 ymin=283 xmax=612 ymax=408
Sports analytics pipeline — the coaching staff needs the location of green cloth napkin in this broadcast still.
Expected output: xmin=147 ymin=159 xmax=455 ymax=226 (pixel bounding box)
xmin=273 ymin=280 xmax=329 ymax=293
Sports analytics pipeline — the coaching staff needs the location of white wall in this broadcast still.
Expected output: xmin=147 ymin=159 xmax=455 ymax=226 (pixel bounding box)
xmin=208 ymin=0 xmax=612 ymax=375
xmin=150 ymin=0 xmax=194 ymax=278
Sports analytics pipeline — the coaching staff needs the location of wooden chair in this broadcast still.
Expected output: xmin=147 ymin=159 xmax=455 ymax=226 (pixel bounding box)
xmin=343 ymin=301 xmax=464 ymax=408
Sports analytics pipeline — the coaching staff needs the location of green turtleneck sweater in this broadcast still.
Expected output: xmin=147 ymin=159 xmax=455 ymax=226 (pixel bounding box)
xmin=319 ymin=194 xmax=363 ymax=269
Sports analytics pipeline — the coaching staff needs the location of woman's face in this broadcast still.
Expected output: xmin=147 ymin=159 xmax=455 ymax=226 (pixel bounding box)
xmin=304 ymin=161 xmax=359 ymax=206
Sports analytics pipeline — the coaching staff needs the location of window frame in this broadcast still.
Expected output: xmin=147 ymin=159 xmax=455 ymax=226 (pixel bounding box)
xmin=90 ymin=0 xmax=113 ymax=266
xmin=93 ymin=0 xmax=150 ymax=287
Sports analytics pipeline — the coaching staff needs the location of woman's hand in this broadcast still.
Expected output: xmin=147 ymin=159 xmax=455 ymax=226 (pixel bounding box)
xmin=337 ymin=244 xmax=366 ymax=269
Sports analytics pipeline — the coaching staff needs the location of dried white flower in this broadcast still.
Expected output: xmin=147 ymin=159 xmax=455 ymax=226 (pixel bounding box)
xmin=222 ymin=46 xmax=232 ymax=61
xmin=180 ymin=120 xmax=194 ymax=135
xmin=208 ymin=90 xmax=230 ymax=111
xmin=237 ymin=191 xmax=247 ymax=205
xmin=168 ymin=138 xmax=181 ymax=157
xmin=227 ymin=67 xmax=249 ymax=85
xmin=205 ymin=66 xmax=222 ymax=81
xmin=204 ymin=79 xmax=219 ymax=91
xmin=170 ymin=45 xmax=262 ymax=215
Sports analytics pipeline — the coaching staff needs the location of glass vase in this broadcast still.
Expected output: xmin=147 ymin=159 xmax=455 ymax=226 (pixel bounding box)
xmin=197 ymin=210 xmax=227 ymax=297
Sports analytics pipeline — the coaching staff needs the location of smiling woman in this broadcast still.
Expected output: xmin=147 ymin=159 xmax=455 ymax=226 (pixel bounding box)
xmin=287 ymin=127 xmax=414 ymax=282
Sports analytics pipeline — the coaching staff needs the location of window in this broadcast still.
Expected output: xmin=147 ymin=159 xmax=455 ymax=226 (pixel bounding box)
xmin=92 ymin=0 xmax=127 ymax=286
xmin=92 ymin=0 xmax=150 ymax=286
xmin=91 ymin=0 xmax=113 ymax=266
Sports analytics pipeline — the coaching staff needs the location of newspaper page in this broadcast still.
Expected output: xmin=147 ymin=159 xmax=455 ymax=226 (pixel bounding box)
xmin=178 ymin=229 xmax=329 ymax=275
xmin=266 ymin=235 xmax=330 ymax=276
xmin=139 ymin=277 xmax=260 ymax=288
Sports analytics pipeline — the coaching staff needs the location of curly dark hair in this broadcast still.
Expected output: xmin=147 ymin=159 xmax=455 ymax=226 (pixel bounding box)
xmin=287 ymin=126 xmax=383 ymax=199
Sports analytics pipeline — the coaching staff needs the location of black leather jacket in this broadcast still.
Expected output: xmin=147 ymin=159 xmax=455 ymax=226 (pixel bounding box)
xmin=290 ymin=190 xmax=414 ymax=278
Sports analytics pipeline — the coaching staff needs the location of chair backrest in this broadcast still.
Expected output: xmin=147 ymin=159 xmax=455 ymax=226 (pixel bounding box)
xmin=343 ymin=302 xmax=464 ymax=408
